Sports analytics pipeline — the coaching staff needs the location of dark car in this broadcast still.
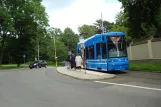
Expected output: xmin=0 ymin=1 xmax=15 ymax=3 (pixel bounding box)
xmin=29 ymin=60 xmax=47 ymax=69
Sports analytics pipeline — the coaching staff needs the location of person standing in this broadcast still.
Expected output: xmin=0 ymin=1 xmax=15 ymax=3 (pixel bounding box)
xmin=70 ymin=54 xmax=76 ymax=70
xmin=67 ymin=55 xmax=72 ymax=69
xmin=75 ymin=53 xmax=82 ymax=71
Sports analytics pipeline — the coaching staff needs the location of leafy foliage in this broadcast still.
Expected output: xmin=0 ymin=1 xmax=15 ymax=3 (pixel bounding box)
xmin=93 ymin=19 xmax=114 ymax=32
xmin=0 ymin=0 xmax=49 ymax=66
xmin=78 ymin=24 xmax=97 ymax=39
xmin=1 ymin=0 xmax=161 ymax=66
xmin=60 ymin=27 xmax=79 ymax=54
xmin=119 ymin=0 xmax=161 ymax=38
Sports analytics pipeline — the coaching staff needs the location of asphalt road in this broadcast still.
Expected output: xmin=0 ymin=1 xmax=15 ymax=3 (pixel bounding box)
xmin=0 ymin=67 xmax=161 ymax=107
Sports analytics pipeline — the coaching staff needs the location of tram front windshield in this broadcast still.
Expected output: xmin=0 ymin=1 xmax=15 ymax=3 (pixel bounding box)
xmin=108 ymin=36 xmax=127 ymax=58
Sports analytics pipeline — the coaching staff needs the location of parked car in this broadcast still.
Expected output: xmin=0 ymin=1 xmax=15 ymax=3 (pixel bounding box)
xmin=29 ymin=60 xmax=47 ymax=69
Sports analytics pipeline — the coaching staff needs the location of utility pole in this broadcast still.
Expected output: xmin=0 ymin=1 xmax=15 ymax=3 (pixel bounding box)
xmin=101 ymin=12 xmax=104 ymax=34
xmin=100 ymin=12 xmax=104 ymax=62
xmin=54 ymin=34 xmax=57 ymax=67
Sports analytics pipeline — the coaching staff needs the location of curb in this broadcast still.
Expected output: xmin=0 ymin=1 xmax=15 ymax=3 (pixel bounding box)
xmin=56 ymin=68 xmax=116 ymax=81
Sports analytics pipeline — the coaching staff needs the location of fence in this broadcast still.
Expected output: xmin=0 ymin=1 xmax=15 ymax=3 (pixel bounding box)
xmin=127 ymin=37 xmax=161 ymax=61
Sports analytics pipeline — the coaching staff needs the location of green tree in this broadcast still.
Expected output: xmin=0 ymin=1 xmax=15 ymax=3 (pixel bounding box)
xmin=48 ymin=27 xmax=63 ymax=39
xmin=78 ymin=24 xmax=97 ymax=39
xmin=93 ymin=19 xmax=114 ymax=32
xmin=0 ymin=0 xmax=15 ymax=65
xmin=109 ymin=11 xmax=131 ymax=39
xmin=60 ymin=27 xmax=79 ymax=54
xmin=47 ymin=39 xmax=68 ymax=62
xmin=119 ymin=0 xmax=161 ymax=38
xmin=115 ymin=11 xmax=128 ymax=26
xmin=0 ymin=0 xmax=49 ymax=66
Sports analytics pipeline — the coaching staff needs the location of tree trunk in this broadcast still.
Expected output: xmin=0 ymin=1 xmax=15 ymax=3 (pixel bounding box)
xmin=157 ymin=28 xmax=161 ymax=37
xmin=0 ymin=39 xmax=4 ymax=65
xmin=17 ymin=64 xmax=20 ymax=67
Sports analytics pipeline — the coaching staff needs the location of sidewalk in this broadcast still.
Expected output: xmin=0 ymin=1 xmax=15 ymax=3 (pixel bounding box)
xmin=56 ymin=67 xmax=116 ymax=80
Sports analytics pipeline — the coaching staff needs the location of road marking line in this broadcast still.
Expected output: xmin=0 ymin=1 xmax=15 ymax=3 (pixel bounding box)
xmin=94 ymin=81 xmax=161 ymax=91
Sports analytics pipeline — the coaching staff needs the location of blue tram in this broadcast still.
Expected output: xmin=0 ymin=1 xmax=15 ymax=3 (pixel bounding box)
xmin=76 ymin=32 xmax=129 ymax=72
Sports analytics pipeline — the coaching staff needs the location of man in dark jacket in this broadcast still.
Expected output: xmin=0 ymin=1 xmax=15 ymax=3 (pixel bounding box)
xmin=67 ymin=55 xmax=71 ymax=62
xmin=70 ymin=54 xmax=76 ymax=70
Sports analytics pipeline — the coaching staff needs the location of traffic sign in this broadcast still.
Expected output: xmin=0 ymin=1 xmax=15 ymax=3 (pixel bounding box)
xmin=68 ymin=50 xmax=72 ymax=55
xmin=23 ymin=54 xmax=26 ymax=58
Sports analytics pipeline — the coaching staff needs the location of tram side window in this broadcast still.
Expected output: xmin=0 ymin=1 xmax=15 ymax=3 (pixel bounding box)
xmin=96 ymin=43 xmax=101 ymax=59
xmin=84 ymin=49 xmax=86 ymax=59
xmin=85 ymin=47 xmax=89 ymax=59
xmin=102 ymin=43 xmax=107 ymax=59
xmin=89 ymin=45 xmax=94 ymax=59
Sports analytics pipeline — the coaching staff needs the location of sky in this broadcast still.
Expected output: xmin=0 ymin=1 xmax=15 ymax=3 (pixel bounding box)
xmin=42 ymin=0 xmax=122 ymax=34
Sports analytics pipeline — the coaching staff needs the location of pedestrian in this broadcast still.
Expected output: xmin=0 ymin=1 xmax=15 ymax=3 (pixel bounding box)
xmin=67 ymin=54 xmax=72 ymax=69
xmin=70 ymin=54 xmax=76 ymax=70
xmin=75 ymin=53 xmax=82 ymax=71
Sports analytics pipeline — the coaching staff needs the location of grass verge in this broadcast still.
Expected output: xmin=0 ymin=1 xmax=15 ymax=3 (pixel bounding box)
xmin=0 ymin=61 xmax=63 ymax=70
xmin=129 ymin=62 xmax=161 ymax=72
xmin=0 ymin=64 xmax=28 ymax=70
xmin=46 ymin=61 xmax=62 ymax=67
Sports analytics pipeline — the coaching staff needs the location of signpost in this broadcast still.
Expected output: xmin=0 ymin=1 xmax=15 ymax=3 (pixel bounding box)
xmin=23 ymin=54 xmax=26 ymax=64
xmin=68 ymin=50 xmax=72 ymax=55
